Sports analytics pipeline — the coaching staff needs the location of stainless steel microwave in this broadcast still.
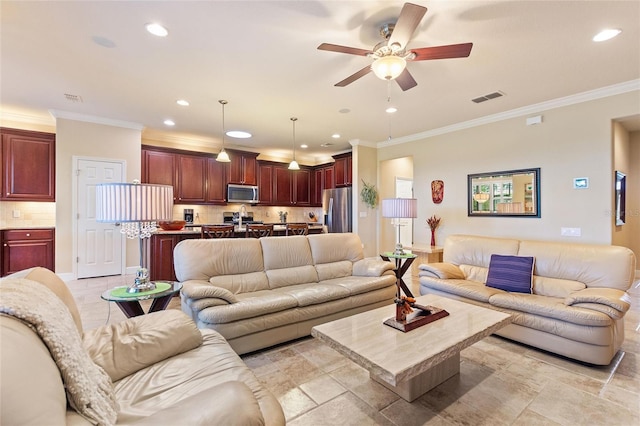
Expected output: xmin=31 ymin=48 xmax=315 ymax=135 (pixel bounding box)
xmin=227 ymin=184 xmax=259 ymax=204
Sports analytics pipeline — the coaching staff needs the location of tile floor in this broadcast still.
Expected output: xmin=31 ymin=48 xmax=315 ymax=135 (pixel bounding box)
xmin=68 ymin=275 xmax=640 ymax=426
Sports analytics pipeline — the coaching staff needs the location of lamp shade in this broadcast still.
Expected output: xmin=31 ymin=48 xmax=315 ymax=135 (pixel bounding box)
xmin=381 ymin=198 xmax=418 ymax=219
xmin=371 ymin=55 xmax=406 ymax=81
xmin=96 ymin=183 xmax=173 ymax=223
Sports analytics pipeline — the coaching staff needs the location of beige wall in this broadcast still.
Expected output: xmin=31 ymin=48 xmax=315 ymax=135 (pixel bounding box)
xmin=376 ymin=91 xmax=640 ymax=249
xmin=352 ymin=143 xmax=379 ymax=257
xmin=55 ymin=119 xmax=142 ymax=274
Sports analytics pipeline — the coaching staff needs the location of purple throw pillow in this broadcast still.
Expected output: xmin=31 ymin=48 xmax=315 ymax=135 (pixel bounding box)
xmin=485 ymin=254 xmax=535 ymax=293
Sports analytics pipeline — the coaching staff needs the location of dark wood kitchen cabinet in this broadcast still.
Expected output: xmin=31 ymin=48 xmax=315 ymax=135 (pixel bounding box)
xmin=333 ymin=152 xmax=352 ymax=187
xmin=258 ymin=162 xmax=274 ymax=204
xmin=271 ymin=164 xmax=310 ymax=206
xmin=1 ymin=128 xmax=55 ymax=201
xmin=312 ymin=164 xmax=334 ymax=206
xmin=1 ymin=228 xmax=55 ymax=276
xmin=226 ymin=149 xmax=258 ymax=185
xmin=149 ymin=233 xmax=200 ymax=282
xmin=206 ymin=157 xmax=227 ymax=203
xmin=176 ymin=154 xmax=207 ymax=203
xmin=142 ymin=149 xmax=177 ymax=200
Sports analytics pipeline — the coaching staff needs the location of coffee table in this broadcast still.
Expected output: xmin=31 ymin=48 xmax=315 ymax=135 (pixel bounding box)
xmin=311 ymin=294 xmax=511 ymax=401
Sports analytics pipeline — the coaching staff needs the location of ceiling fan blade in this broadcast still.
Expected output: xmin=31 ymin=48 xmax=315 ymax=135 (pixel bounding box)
xmin=334 ymin=65 xmax=372 ymax=87
xmin=317 ymin=43 xmax=371 ymax=56
xmin=395 ymin=68 xmax=417 ymax=91
xmin=411 ymin=43 xmax=473 ymax=61
xmin=387 ymin=3 xmax=427 ymax=50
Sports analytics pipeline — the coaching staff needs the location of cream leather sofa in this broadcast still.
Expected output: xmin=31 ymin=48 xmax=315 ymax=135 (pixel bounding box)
xmin=418 ymin=234 xmax=636 ymax=365
xmin=175 ymin=233 xmax=397 ymax=354
xmin=0 ymin=267 xmax=284 ymax=426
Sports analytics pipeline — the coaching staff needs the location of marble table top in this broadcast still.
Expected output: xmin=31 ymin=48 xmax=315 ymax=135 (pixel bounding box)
xmin=311 ymin=294 xmax=512 ymax=387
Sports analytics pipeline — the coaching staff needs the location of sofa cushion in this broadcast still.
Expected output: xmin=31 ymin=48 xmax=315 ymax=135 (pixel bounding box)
xmin=518 ymin=240 xmax=636 ymax=290
xmin=307 ymin=233 xmax=364 ymax=264
xmin=210 ymin=272 xmax=270 ymax=294
xmin=321 ymin=275 xmax=397 ymax=296
xmin=489 ymin=293 xmax=612 ymax=327
xmin=315 ymin=260 xmax=353 ymax=281
xmin=420 ymin=278 xmax=504 ymax=303
xmin=533 ymin=275 xmax=586 ymax=298
xmin=174 ymin=239 xmax=268 ymax=292
xmin=485 ymin=254 xmax=535 ymax=293
xmin=83 ymin=310 xmax=203 ymax=382
xmin=260 ymin=236 xmax=319 ymax=288
xmin=444 ymin=234 xmax=520 ymax=267
xmin=198 ymin=292 xmax=299 ymax=324
xmin=275 ymin=282 xmax=350 ymax=307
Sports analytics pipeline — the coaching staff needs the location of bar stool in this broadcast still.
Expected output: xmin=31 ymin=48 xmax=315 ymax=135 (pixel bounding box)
xmin=201 ymin=225 xmax=235 ymax=239
xmin=246 ymin=223 xmax=274 ymax=238
xmin=286 ymin=223 xmax=309 ymax=236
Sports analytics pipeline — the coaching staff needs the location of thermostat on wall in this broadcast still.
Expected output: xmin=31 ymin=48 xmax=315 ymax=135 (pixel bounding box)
xmin=573 ymin=177 xmax=589 ymax=189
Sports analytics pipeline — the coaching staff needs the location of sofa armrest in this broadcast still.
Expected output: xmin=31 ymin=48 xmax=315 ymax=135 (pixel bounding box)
xmin=83 ymin=310 xmax=203 ymax=382
xmin=353 ymin=258 xmax=396 ymax=277
xmin=564 ymin=288 xmax=631 ymax=318
xmin=418 ymin=262 xmax=465 ymax=280
xmin=131 ymin=381 xmax=266 ymax=426
xmin=181 ymin=282 xmax=239 ymax=304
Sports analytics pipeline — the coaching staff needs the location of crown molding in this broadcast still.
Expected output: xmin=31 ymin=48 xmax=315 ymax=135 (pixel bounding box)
xmin=49 ymin=110 xmax=144 ymax=131
xmin=0 ymin=109 xmax=55 ymax=126
xmin=379 ymin=79 xmax=640 ymax=147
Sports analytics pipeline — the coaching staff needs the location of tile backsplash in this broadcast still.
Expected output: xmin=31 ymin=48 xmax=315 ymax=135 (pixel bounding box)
xmin=0 ymin=201 xmax=56 ymax=228
xmin=171 ymin=204 xmax=324 ymax=225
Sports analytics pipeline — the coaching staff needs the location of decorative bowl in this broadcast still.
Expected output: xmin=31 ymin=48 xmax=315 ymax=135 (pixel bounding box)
xmin=158 ymin=220 xmax=186 ymax=231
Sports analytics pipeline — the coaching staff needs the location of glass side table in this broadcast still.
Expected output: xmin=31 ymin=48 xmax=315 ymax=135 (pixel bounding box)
xmin=380 ymin=252 xmax=418 ymax=299
xmin=101 ymin=281 xmax=182 ymax=318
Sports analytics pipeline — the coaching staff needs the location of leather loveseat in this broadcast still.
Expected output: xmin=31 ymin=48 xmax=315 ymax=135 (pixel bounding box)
xmin=175 ymin=233 xmax=397 ymax=354
xmin=0 ymin=267 xmax=284 ymax=425
xmin=418 ymin=234 xmax=636 ymax=365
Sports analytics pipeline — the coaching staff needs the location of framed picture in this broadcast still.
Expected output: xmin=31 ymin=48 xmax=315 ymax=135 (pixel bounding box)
xmin=573 ymin=177 xmax=589 ymax=189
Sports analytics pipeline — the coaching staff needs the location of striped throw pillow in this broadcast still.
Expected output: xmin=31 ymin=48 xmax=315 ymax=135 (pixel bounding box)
xmin=485 ymin=254 xmax=535 ymax=293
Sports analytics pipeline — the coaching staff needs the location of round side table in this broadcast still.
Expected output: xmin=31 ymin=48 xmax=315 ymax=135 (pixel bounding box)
xmin=101 ymin=281 xmax=182 ymax=318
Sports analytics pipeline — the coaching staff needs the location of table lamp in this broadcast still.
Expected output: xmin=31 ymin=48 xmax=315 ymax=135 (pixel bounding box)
xmin=96 ymin=181 xmax=173 ymax=293
xmin=381 ymin=198 xmax=418 ymax=255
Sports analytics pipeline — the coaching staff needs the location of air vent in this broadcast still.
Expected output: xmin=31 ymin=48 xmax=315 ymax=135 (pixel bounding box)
xmin=472 ymin=91 xmax=504 ymax=104
xmin=64 ymin=93 xmax=83 ymax=103
xmin=320 ymin=142 xmax=334 ymax=147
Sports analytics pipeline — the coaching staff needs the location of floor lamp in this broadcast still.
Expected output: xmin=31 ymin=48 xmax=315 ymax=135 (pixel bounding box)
xmin=381 ymin=198 xmax=418 ymax=255
xmin=96 ymin=181 xmax=173 ymax=293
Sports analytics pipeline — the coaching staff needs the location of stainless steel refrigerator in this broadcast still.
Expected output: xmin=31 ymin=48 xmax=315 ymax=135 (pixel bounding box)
xmin=322 ymin=187 xmax=352 ymax=233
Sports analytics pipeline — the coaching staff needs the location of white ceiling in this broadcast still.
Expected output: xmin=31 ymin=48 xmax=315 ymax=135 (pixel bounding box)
xmin=1 ymin=1 xmax=639 ymax=165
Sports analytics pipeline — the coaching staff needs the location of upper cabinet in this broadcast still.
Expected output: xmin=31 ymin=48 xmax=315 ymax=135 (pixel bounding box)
xmin=259 ymin=161 xmax=311 ymax=206
xmin=142 ymin=149 xmax=177 ymax=200
xmin=333 ymin=152 xmax=352 ymax=188
xmin=1 ymin=128 xmax=55 ymax=202
xmin=227 ymin=149 xmax=258 ymax=185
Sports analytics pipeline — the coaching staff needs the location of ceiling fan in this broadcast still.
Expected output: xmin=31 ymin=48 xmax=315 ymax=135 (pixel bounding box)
xmin=317 ymin=2 xmax=473 ymax=91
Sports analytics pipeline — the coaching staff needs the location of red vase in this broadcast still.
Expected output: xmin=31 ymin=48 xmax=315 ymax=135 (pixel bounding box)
xmin=430 ymin=229 xmax=436 ymax=246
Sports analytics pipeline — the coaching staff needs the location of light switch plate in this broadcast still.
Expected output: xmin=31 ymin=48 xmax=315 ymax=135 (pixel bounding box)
xmin=12 ymin=210 xmax=20 ymax=218
xmin=561 ymin=227 xmax=581 ymax=237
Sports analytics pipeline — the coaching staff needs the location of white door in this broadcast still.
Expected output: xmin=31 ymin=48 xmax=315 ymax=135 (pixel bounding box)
xmin=396 ymin=177 xmax=414 ymax=249
xmin=76 ymin=158 xmax=125 ymax=278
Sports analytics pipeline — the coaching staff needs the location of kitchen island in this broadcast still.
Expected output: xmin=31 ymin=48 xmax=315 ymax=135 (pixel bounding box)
xmin=150 ymin=223 xmax=325 ymax=281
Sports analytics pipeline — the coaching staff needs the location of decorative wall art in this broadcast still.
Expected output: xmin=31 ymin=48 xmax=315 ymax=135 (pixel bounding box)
xmin=431 ymin=180 xmax=444 ymax=204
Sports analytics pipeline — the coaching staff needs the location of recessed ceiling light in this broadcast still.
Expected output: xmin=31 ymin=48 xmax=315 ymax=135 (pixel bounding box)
xmin=164 ymin=119 xmax=175 ymax=126
xmin=300 ymin=144 xmax=308 ymax=149
xmin=176 ymin=99 xmax=189 ymax=106
xmin=593 ymin=28 xmax=621 ymax=42
xmin=226 ymin=130 xmax=252 ymax=139
xmin=146 ymin=23 xmax=168 ymax=37
xmin=332 ymin=133 xmax=340 ymax=139
xmin=386 ymin=106 xmax=398 ymax=113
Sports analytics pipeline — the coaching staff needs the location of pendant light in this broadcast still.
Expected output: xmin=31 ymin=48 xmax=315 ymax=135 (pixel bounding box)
xmin=288 ymin=117 xmax=300 ymax=170
xmin=216 ymin=100 xmax=231 ymax=163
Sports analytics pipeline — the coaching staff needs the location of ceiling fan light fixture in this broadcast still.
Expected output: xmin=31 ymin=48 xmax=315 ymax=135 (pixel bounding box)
xmin=371 ymin=55 xmax=406 ymax=81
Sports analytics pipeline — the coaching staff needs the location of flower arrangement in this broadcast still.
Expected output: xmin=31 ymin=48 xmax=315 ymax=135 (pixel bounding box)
xmin=278 ymin=211 xmax=288 ymax=223
xmin=427 ymin=215 xmax=441 ymax=231
xmin=427 ymin=215 xmax=441 ymax=246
